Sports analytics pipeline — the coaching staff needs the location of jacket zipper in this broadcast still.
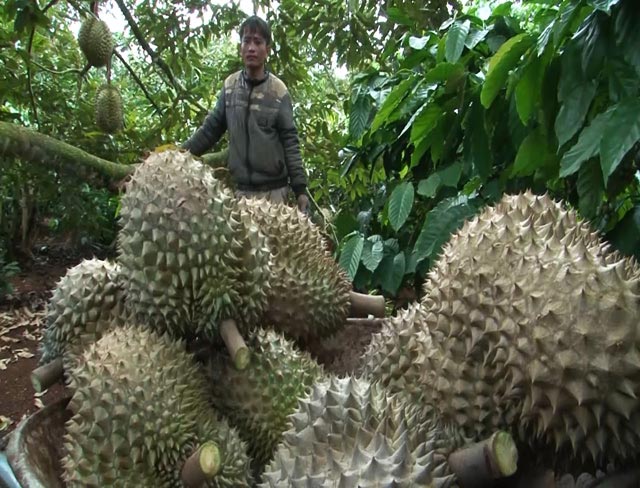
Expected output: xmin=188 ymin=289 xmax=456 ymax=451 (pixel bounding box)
xmin=245 ymin=83 xmax=254 ymax=185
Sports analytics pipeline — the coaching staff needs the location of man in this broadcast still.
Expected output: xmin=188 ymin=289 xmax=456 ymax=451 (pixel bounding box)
xmin=182 ymin=15 xmax=310 ymax=212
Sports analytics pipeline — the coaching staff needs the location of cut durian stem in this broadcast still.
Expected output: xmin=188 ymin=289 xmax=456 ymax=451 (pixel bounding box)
xmin=345 ymin=317 xmax=385 ymax=327
xmin=181 ymin=441 xmax=221 ymax=487
xmin=349 ymin=291 xmax=385 ymax=318
xmin=448 ymin=431 xmax=518 ymax=487
xmin=220 ymin=319 xmax=250 ymax=370
xmin=31 ymin=358 xmax=63 ymax=393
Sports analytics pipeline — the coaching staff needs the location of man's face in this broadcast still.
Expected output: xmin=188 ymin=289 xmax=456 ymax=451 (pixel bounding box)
xmin=240 ymin=28 xmax=269 ymax=71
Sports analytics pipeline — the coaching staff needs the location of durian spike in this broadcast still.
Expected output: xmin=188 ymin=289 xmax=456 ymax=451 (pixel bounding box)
xmin=31 ymin=358 xmax=63 ymax=393
xmin=219 ymin=319 xmax=250 ymax=370
xmin=448 ymin=431 xmax=518 ymax=487
xmin=181 ymin=441 xmax=221 ymax=487
xmin=349 ymin=292 xmax=385 ymax=318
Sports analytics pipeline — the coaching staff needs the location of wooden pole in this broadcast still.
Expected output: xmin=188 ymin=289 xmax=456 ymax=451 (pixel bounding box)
xmin=349 ymin=291 xmax=385 ymax=318
xmin=448 ymin=431 xmax=518 ymax=487
xmin=219 ymin=319 xmax=250 ymax=370
xmin=31 ymin=358 xmax=64 ymax=393
xmin=181 ymin=441 xmax=221 ymax=487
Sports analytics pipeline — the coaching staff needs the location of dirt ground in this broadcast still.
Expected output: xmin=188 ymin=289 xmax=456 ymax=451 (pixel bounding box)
xmin=0 ymin=243 xmax=383 ymax=449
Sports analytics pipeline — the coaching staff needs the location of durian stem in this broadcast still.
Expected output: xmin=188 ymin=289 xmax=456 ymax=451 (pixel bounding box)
xmin=181 ymin=441 xmax=221 ymax=487
xmin=448 ymin=431 xmax=518 ymax=487
xmin=31 ymin=358 xmax=64 ymax=393
xmin=349 ymin=291 xmax=385 ymax=318
xmin=345 ymin=317 xmax=385 ymax=327
xmin=219 ymin=319 xmax=250 ymax=370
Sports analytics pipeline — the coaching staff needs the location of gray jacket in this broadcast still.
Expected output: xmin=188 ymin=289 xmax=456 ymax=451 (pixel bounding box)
xmin=183 ymin=70 xmax=308 ymax=195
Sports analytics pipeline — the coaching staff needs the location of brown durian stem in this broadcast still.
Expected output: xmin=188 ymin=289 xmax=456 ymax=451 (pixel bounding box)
xmin=448 ymin=431 xmax=518 ymax=487
xmin=349 ymin=291 xmax=385 ymax=318
xmin=345 ymin=317 xmax=385 ymax=327
xmin=181 ymin=441 xmax=221 ymax=487
xmin=31 ymin=358 xmax=63 ymax=393
xmin=219 ymin=319 xmax=250 ymax=370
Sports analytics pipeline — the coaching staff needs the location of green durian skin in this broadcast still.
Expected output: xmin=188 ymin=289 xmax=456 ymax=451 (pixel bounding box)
xmin=95 ymin=85 xmax=123 ymax=134
xmin=78 ymin=17 xmax=114 ymax=68
xmin=206 ymin=327 xmax=325 ymax=467
xmin=62 ymin=325 xmax=252 ymax=487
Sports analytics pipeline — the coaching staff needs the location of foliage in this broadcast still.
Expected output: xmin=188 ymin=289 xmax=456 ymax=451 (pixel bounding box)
xmin=336 ymin=0 xmax=640 ymax=296
xmin=0 ymin=246 xmax=19 ymax=298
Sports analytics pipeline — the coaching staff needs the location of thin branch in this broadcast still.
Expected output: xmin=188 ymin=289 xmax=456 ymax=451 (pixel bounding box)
xmin=30 ymin=60 xmax=84 ymax=76
xmin=113 ymin=49 xmax=162 ymax=113
xmin=26 ymin=27 xmax=40 ymax=127
xmin=42 ymin=0 xmax=60 ymax=13
xmin=112 ymin=0 xmax=207 ymax=113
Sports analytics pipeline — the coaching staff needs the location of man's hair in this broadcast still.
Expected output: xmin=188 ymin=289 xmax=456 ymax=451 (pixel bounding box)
xmin=239 ymin=15 xmax=271 ymax=46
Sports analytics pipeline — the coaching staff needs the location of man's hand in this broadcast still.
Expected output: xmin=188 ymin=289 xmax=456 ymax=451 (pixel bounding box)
xmin=297 ymin=194 xmax=310 ymax=213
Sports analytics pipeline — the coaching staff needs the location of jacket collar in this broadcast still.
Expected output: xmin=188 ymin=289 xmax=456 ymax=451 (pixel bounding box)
xmin=242 ymin=69 xmax=270 ymax=87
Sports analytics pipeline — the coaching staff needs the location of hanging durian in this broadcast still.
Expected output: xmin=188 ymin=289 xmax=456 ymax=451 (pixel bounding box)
xmin=238 ymin=198 xmax=352 ymax=342
xmin=117 ymin=149 xmax=271 ymax=340
xmin=95 ymin=84 xmax=123 ymax=134
xmin=62 ymin=325 xmax=252 ymax=487
xmin=205 ymin=327 xmax=325 ymax=466
xmin=77 ymin=16 xmax=114 ymax=68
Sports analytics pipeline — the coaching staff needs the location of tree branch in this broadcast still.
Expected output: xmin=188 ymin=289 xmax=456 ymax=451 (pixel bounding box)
xmin=113 ymin=49 xmax=162 ymax=113
xmin=30 ymin=60 xmax=84 ymax=76
xmin=0 ymin=121 xmax=133 ymax=179
xmin=112 ymin=0 xmax=207 ymax=113
xmin=26 ymin=27 xmax=40 ymax=127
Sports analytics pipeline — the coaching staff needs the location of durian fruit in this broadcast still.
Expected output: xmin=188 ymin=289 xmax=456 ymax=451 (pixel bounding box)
xmin=39 ymin=258 xmax=127 ymax=367
xmin=77 ymin=17 xmax=114 ymax=67
xmin=205 ymin=327 xmax=325 ymax=466
xmin=259 ymin=375 xmax=462 ymax=487
xmin=117 ymin=149 xmax=271 ymax=340
xmin=62 ymin=325 xmax=252 ymax=487
xmin=366 ymin=192 xmax=640 ymax=468
xmin=95 ymin=84 xmax=123 ymax=134
xmin=361 ymin=302 xmax=433 ymax=403
xmin=239 ymin=198 xmax=351 ymax=342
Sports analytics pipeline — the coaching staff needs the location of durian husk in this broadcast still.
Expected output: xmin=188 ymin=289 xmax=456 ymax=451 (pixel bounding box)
xmin=259 ymin=375 xmax=464 ymax=487
xmin=205 ymin=327 xmax=325 ymax=466
xmin=117 ymin=149 xmax=271 ymax=341
xmin=39 ymin=258 xmax=127 ymax=369
xmin=367 ymin=191 xmax=640 ymax=469
xmin=239 ymin=198 xmax=351 ymax=342
xmin=62 ymin=325 xmax=252 ymax=487
xmin=95 ymin=84 xmax=123 ymax=134
xmin=77 ymin=17 xmax=114 ymax=68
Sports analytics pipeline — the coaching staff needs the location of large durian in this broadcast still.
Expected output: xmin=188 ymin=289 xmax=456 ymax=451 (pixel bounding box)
xmin=239 ymin=198 xmax=351 ymax=342
xmin=77 ymin=17 xmax=114 ymax=68
xmin=205 ymin=327 xmax=325 ymax=466
xmin=117 ymin=149 xmax=271 ymax=340
xmin=62 ymin=325 xmax=252 ymax=487
xmin=365 ymin=192 xmax=640 ymax=469
xmin=95 ymin=84 xmax=123 ymax=134
xmin=260 ymin=375 xmax=462 ymax=487
xmin=39 ymin=258 xmax=127 ymax=367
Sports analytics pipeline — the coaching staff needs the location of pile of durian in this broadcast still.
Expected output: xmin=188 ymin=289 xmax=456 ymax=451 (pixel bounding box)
xmin=33 ymin=149 xmax=640 ymax=487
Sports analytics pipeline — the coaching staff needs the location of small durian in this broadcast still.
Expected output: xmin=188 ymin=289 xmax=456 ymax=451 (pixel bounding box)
xmin=205 ymin=327 xmax=325 ymax=466
xmin=62 ymin=325 xmax=252 ymax=487
xmin=77 ymin=17 xmax=114 ymax=68
xmin=95 ymin=84 xmax=123 ymax=134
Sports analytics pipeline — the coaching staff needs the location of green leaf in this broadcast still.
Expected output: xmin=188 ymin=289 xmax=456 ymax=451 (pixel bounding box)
xmin=370 ymin=77 xmax=416 ymax=132
xmin=439 ymin=161 xmax=463 ymax=187
xmin=515 ymin=54 xmax=546 ymax=125
xmin=481 ymin=33 xmax=533 ymax=108
xmin=512 ymin=129 xmax=548 ymax=176
xmin=555 ymin=81 xmax=597 ymax=147
xmin=465 ymin=27 xmax=489 ymax=49
xmin=349 ymin=93 xmax=372 ymax=140
xmin=608 ymin=58 xmax=640 ymax=103
xmin=378 ymin=252 xmax=406 ymax=295
xmin=417 ymin=174 xmax=441 ymax=197
xmin=409 ymin=104 xmax=443 ymax=144
xmin=559 ymin=108 xmax=614 ymax=177
xmin=600 ymin=99 xmax=640 ymax=182
xmin=413 ymin=196 xmax=478 ymax=262
xmin=361 ymin=237 xmax=384 ymax=272
xmin=388 ymin=182 xmax=415 ymax=232
xmin=409 ymin=36 xmax=430 ymax=50
xmin=424 ymin=63 xmax=464 ymax=84
xmin=607 ymin=205 xmax=640 ymax=259
xmin=445 ymin=20 xmax=471 ymax=63
xmin=338 ymin=233 xmax=364 ymax=281
xmin=577 ymin=159 xmax=603 ymax=219
xmin=590 ymin=0 xmax=621 ymax=12
xmin=463 ymin=101 xmax=492 ymax=181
